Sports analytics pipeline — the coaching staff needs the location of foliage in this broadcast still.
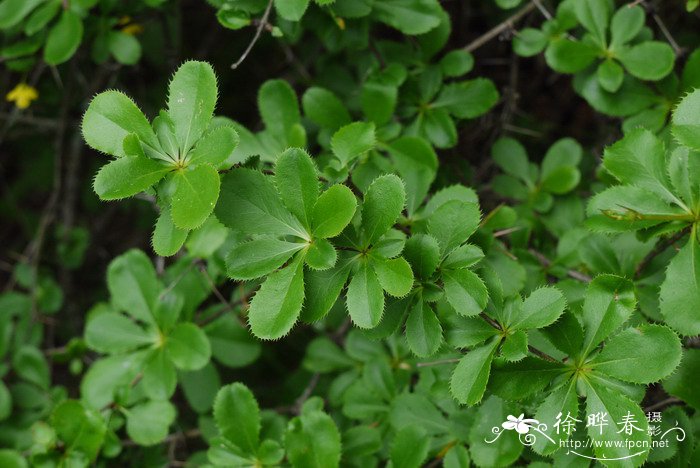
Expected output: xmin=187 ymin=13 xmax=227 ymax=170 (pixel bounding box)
xmin=1 ymin=0 xmax=700 ymax=467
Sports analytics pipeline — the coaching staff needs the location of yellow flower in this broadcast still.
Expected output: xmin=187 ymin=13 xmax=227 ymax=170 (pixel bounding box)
xmin=335 ymin=17 xmax=346 ymax=30
xmin=118 ymin=15 xmax=144 ymax=35
xmin=6 ymin=83 xmax=38 ymax=109
xmin=121 ymin=23 xmax=144 ymax=36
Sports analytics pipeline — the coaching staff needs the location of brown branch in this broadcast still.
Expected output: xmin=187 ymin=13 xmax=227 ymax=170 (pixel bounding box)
xmin=463 ymin=1 xmax=537 ymax=52
xmin=643 ymin=396 xmax=683 ymax=412
xmin=529 ymin=248 xmax=592 ymax=283
xmin=231 ymin=0 xmax=273 ymax=70
xmin=634 ymin=228 xmax=689 ymax=279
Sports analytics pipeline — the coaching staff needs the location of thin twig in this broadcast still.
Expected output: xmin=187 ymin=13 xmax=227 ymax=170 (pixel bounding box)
xmin=292 ymin=373 xmax=320 ymax=414
xmin=493 ymin=226 xmax=523 ymax=237
xmin=464 ymin=1 xmax=537 ymax=52
xmin=644 ymin=396 xmax=682 ymax=412
xmin=651 ymin=12 xmax=682 ymax=56
xmin=231 ymin=0 xmax=273 ymax=69
xmin=634 ymin=228 xmax=688 ymax=279
xmin=528 ymin=345 xmax=557 ymax=362
xmin=416 ymin=357 xmax=461 ymax=368
xmin=532 ymin=0 xmax=553 ymax=20
xmin=529 ymin=248 xmax=592 ymax=283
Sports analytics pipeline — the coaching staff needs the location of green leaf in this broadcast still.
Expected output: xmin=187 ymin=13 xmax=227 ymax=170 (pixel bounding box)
xmin=574 ymin=69 xmax=657 ymax=117
xmin=311 ymin=184 xmax=357 ymax=239
xmin=439 ymin=50 xmax=474 ymax=77
xmin=286 ymin=409 xmax=341 ymax=468
xmin=532 ymin=379 xmax=578 ymax=455
xmin=0 ymin=450 xmax=25 ymax=468
xmin=602 ymin=128 xmax=679 ymax=200
xmin=450 ymin=339 xmax=499 ymax=405
xmin=611 ymin=5 xmax=645 ymax=47
xmin=0 ymin=381 xmax=10 ymax=421
xmin=491 ymin=137 xmax=532 ymax=185
xmin=0 ymin=0 xmax=44 ymax=29
xmin=108 ymin=31 xmax=141 ymax=65
xmin=85 ymin=312 xmax=152 ymax=354
xmin=165 ymin=322 xmax=211 ymax=370
xmin=659 ymin=239 xmax=700 ymax=335
xmin=303 ymin=337 xmax=354 ymax=372
xmin=180 ymin=362 xmax=220 ymax=413
xmin=44 ymin=10 xmax=83 ymax=65
xmin=216 ymin=168 xmax=307 ymax=239
xmin=389 ymin=393 xmax=448 ymax=435
xmin=421 ymin=107 xmax=457 ymax=148
xmin=248 ymin=257 xmax=305 ymax=339
xmin=94 ymin=155 xmax=169 ymax=201
xmin=580 ymin=274 xmax=636 ymax=356
xmin=446 ymin=315 xmax=499 ymax=348
xmin=296 ymin=234 xmax=331 ymax=268
xmin=189 ymin=125 xmax=239 ymax=168
xmin=274 ymin=0 xmax=309 ymax=21
xmin=361 ymin=174 xmax=406 ymax=247
xmin=672 ymin=89 xmax=700 ymax=152
xmin=591 ymin=324 xmax=682 ymax=383
xmin=428 ymin=200 xmax=480 ymax=255
xmin=171 ymin=164 xmax=220 ymax=230
xmin=258 ymin=79 xmax=301 ymax=141
xmin=13 ymin=346 xmax=49 ymax=389
xmin=513 ymin=28 xmax=547 ymax=56
xmin=107 ymin=249 xmax=160 ymax=324
xmin=443 ymin=269 xmax=488 ymax=317
xmin=443 ymin=445 xmax=470 ymax=468
xmin=80 ymin=352 xmax=147 ymax=409
xmin=372 ymin=256 xmax=413 ymax=297
xmin=227 ymin=237 xmax=304 ymax=280
xmin=152 ymin=206 xmax=188 ymax=257
xmin=302 ymin=87 xmax=351 ymax=131
xmin=574 ymin=0 xmax=609 ymax=44
xmin=51 ymin=400 xmax=106 ymax=461
xmin=361 ymin=80 xmax=398 ymax=125
xmin=372 ymin=0 xmax=442 ymax=35
xmin=405 ymin=299 xmax=442 ymax=357
xmin=205 ymin=314 xmax=261 ymax=368
xmin=331 ymin=122 xmax=376 ymax=166
xmin=500 ymin=329 xmax=527 ymax=361
xmin=545 ymin=38 xmax=598 ymax=73
xmin=510 ymin=286 xmax=566 ymax=330
xmin=82 ymin=91 xmax=159 ymax=157
xmin=664 ymin=348 xmax=700 ymax=411
xmin=342 ymin=426 xmax=381 ymax=458
xmin=126 ymin=400 xmax=176 ymax=446
xmin=468 ymin=396 xmax=523 ymax=467
xmin=584 ymin=379 xmax=650 ymax=466
xmin=489 ymin=357 xmax=565 ymax=400
xmin=432 ymin=79 xmax=499 ymax=119
xmin=167 ymin=61 xmax=217 ymax=154
xmin=142 ymin=349 xmax=177 ymax=400
xmin=302 ymin=257 xmax=352 ymax=322
xmin=390 ymin=426 xmax=429 ymax=468
xmin=586 ymin=185 xmax=686 ymax=233
xmin=618 ymin=41 xmax=675 ymax=81
xmin=214 ymin=383 xmax=260 ymax=454
xmin=346 ymin=260 xmax=384 ymax=328
xmin=386 ymin=136 xmax=438 ymax=215
xmin=275 ymin=148 xmax=318 ymax=228
xmin=540 ymin=312 xmax=583 ymax=358
xmin=403 ymin=234 xmax=441 ymax=279
xmin=24 ymin=1 xmax=59 ymax=36
xmin=597 ymin=59 xmax=624 ymax=93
